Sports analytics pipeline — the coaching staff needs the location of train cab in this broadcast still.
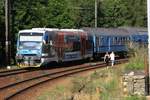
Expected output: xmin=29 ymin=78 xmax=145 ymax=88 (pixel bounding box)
xmin=16 ymin=28 xmax=59 ymax=67
xmin=16 ymin=29 xmax=44 ymax=67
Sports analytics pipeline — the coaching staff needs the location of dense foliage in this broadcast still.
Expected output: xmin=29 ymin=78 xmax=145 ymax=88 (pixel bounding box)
xmin=0 ymin=0 xmax=147 ymax=65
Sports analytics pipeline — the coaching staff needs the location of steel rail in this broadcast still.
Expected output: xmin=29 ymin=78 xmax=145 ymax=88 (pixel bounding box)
xmin=0 ymin=59 xmax=128 ymax=99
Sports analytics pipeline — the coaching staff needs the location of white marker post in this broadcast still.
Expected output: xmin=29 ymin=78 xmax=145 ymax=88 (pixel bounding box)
xmin=147 ymin=0 xmax=150 ymax=95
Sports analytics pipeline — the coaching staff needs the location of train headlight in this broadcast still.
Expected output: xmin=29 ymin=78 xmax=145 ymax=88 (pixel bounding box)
xmin=41 ymin=58 xmax=44 ymax=63
xmin=16 ymin=54 xmax=23 ymax=59
xmin=19 ymin=46 xmax=23 ymax=49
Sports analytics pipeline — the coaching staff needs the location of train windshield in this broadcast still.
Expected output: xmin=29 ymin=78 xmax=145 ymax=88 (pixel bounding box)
xmin=18 ymin=32 xmax=43 ymax=49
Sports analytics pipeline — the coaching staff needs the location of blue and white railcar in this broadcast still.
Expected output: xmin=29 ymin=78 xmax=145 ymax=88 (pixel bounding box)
xmin=16 ymin=28 xmax=94 ymax=67
xmin=16 ymin=28 xmax=59 ymax=67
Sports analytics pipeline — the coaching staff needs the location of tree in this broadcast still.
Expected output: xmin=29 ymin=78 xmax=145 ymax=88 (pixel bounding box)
xmin=46 ymin=0 xmax=75 ymax=28
xmin=122 ymin=0 xmax=147 ymax=27
xmin=0 ymin=0 xmax=147 ymax=65
xmin=98 ymin=0 xmax=147 ymax=27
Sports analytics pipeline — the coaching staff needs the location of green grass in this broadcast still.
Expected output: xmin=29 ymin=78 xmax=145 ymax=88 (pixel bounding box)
xmin=124 ymin=95 xmax=146 ymax=100
xmin=100 ymin=80 xmax=118 ymax=100
xmin=37 ymin=65 xmax=146 ymax=100
xmin=37 ymin=85 xmax=70 ymax=100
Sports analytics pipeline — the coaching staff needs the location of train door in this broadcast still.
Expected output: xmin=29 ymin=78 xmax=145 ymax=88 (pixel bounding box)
xmin=55 ymin=32 xmax=65 ymax=62
xmin=85 ymin=35 xmax=93 ymax=58
xmin=81 ymin=33 xmax=86 ymax=58
xmin=63 ymin=32 xmax=81 ymax=61
xmin=42 ymin=31 xmax=57 ymax=63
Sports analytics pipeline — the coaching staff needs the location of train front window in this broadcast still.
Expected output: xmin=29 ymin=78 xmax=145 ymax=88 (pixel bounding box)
xmin=19 ymin=33 xmax=43 ymax=49
xmin=20 ymin=36 xmax=42 ymax=41
xmin=19 ymin=42 xmax=42 ymax=49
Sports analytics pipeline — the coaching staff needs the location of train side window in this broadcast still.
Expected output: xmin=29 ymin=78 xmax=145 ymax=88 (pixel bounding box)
xmin=121 ymin=37 xmax=123 ymax=44
xmin=123 ymin=37 xmax=125 ymax=44
xmin=98 ymin=36 xmax=101 ymax=46
xmin=120 ymin=37 xmax=122 ymax=44
xmin=124 ymin=37 xmax=126 ymax=44
xmin=128 ymin=37 xmax=130 ymax=41
xmin=99 ymin=36 xmax=104 ymax=46
xmin=115 ymin=37 xmax=117 ymax=44
xmin=120 ymin=37 xmax=122 ymax=45
xmin=112 ymin=37 xmax=116 ymax=45
xmin=124 ymin=37 xmax=127 ymax=44
xmin=118 ymin=37 xmax=121 ymax=45
xmin=73 ymin=41 xmax=80 ymax=51
xmin=96 ymin=36 xmax=99 ymax=46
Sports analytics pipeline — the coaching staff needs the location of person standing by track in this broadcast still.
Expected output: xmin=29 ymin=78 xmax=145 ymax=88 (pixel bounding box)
xmin=104 ymin=52 xmax=110 ymax=68
xmin=110 ymin=51 xmax=115 ymax=67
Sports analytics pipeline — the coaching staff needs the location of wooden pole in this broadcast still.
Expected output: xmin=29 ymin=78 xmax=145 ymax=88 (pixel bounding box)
xmin=5 ymin=0 xmax=11 ymax=66
xmin=145 ymin=55 xmax=149 ymax=95
xmin=95 ymin=0 xmax=97 ymax=28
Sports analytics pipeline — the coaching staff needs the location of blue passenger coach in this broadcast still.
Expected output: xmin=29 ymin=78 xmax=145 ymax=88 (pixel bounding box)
xmin=83 ymin=27 xmax=148 ymax=59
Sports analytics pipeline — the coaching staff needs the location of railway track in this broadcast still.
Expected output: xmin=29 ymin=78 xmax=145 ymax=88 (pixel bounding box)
xmin=0 ymin=59 xmax=128 ymax=100
xmin=0 ymin=67 xmax=31 ymax=77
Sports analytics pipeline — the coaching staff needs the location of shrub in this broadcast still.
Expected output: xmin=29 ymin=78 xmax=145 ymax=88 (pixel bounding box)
xmin=125 ymin=46 xmax=148 ymax=70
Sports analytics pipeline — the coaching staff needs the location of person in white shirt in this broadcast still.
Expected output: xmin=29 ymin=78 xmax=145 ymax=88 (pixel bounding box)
xmin=110 ymin=51 xmax=115 ymax=66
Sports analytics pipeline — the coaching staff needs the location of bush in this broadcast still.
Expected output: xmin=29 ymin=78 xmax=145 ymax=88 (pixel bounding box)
xmin=125 ymin=46 xmax=147 ymax=70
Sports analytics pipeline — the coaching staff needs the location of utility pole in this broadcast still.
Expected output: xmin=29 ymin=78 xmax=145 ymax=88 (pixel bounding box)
xmin=95 ymin=0 xmax=97 ymax=28
xmin=5 ymin=0 xmax=11 ymax=66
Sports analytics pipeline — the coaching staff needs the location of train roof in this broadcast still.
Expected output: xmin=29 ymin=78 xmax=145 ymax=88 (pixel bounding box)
xmin=32 ymin=28 xmax=59 ymax=31
xmin=31 ymin=28 xmax=84 ymax=32
xmin=59 ymin=29 xmax=84 ymax=32
xmin=31 ymin=28 xmax=85 ymax=34
xmin=19 ymin=29 xmax=45 ymax=34
xmin=119 ymin=27 xmax=147 ymax=35
xmin=19 ymin=28 xmax=59 ymax=34
xmin=82 ymin=27 xmax=147 ymax=36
